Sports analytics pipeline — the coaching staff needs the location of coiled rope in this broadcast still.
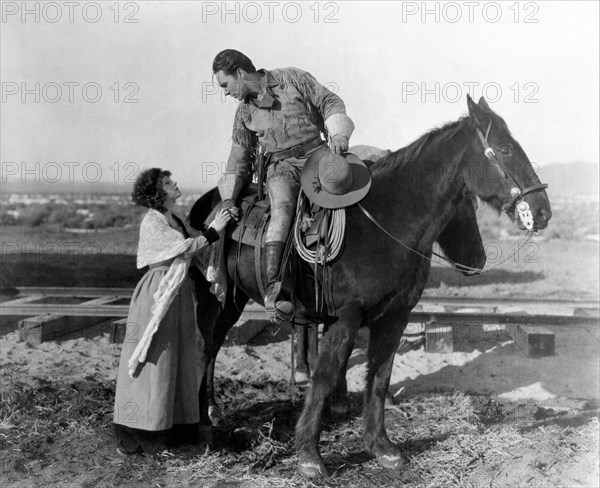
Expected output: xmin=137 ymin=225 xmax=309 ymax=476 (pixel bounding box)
xmin=294 ymin=192 xmax=346 ymax=265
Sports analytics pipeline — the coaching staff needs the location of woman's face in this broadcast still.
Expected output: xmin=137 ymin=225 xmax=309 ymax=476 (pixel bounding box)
xmin=162 ymin=175 xmax=181 ymax=202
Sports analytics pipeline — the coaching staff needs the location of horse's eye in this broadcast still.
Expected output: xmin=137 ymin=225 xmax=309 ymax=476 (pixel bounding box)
xmin=499 ymin=147 xmax=512 ymax=157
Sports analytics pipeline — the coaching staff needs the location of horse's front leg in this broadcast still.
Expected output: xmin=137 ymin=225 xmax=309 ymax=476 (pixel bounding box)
xmin=206 ymin=355 xmax=223 ymax=425
xmin=295 ymin=307 xmax=361 ymax=477
xmin=294 ymin=326 xmax=310 ymax=383
xmin=207 ymin=288 xmax=250 ymax=425
xmin=363 ymin=308 xmax=409 ymax=470
xmin=193 ymin=273 xmax=221 ymax=439
xmin=328 ymin=339 xmax=352 ymax=418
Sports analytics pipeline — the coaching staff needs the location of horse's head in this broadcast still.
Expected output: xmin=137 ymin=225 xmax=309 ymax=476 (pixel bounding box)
xmin=464 ymin=95 xmax=551 ymax=231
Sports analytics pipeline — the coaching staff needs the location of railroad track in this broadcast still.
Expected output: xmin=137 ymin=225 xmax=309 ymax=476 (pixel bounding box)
xmin=0 ymin=287 xmax=598 ymax=346
xmin=1 ymin=286 xmax=598 ymax=321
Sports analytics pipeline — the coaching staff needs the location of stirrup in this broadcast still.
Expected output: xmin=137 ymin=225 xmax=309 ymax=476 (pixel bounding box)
xmin=265 ymin=282 xmax=294 ymax=323
xmin=273 ymin=301 xmax=294 ymax=323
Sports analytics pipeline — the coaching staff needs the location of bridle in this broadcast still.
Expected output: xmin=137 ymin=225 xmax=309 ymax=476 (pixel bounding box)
xmin=475 ymin=120 xmax=548 ymax=230
xmin=357 ymin=118 xmax=549 ymax=275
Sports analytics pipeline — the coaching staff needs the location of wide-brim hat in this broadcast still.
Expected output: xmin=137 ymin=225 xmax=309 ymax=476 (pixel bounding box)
xmin=300 ymin=146 xmax=372 ymax=209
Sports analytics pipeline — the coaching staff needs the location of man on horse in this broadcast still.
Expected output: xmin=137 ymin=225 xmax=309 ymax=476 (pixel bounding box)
xmin=212 ymin=49 xmax=356 ymax=320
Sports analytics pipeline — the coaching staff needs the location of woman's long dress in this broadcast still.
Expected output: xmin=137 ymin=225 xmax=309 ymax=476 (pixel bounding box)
xmin=113 ymin=217 xmax=200 ymax=431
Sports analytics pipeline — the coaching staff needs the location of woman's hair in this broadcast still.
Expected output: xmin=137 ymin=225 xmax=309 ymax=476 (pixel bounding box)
xmin=131 ymin=168 xmax=172 ymax=212
xmin=212 ymin=49 xmax=256 ymax=75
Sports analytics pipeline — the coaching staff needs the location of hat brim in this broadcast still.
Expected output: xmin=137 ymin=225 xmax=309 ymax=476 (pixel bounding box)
xmin=301 ymin=149 xmax=372 ymax=209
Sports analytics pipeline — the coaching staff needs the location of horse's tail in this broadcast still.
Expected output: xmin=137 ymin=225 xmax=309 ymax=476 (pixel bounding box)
xmin=188 ymin=187 xmax=222 ymax=229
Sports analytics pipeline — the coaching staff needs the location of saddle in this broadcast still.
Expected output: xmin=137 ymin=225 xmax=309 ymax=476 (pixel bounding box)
xmin=209 ymin=186 xmax=335 ymax=322
xmin=226 ymin=190 xmax=328 ymax=250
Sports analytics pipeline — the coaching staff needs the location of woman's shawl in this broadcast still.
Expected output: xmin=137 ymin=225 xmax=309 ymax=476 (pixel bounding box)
xmin=128 ymin=209 xmax=201 ymax=377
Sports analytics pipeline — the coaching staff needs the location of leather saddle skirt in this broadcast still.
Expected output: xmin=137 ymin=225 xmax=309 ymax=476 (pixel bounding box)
xmin=222 ymin=188 xmax=328 ymax=249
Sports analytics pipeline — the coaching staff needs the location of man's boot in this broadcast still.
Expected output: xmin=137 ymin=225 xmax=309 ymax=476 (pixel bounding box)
xmin=264 ymin=241 xmax=293 ymax=321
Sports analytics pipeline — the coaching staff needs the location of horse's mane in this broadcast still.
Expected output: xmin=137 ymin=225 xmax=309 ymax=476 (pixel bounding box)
xmin=371 ymin=116 xmax=471 ymax=173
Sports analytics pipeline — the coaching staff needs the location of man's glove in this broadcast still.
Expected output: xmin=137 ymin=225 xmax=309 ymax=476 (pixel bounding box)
xmin=330 ymin=134 xmax=349 ymax=155
xmin=222 ymin=199 xmax=241 ymax=222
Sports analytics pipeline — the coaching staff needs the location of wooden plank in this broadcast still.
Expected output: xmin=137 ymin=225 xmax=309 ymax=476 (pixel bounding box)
xmin=413 ymin=311 xmax=599 ymax=326
xmin=2 ymin=302 xmax=598 ymax=326
xmin=443 ymin=306 xmax=498 ymax=314
xmin=512 ymin=324 xmax=555 ymax=358
xmin=2 ymin=289 xmax=598 ymax=328
xmin=110 ymin=318 xmax=129 ymax=344
xmin=80 ymin=296 xmax=125 ymax=306
xmin=2 ymin=304 xmax=129 ymax=317
xmin=15 ymin=287 xmax=132 ymax=297
xmin=573 ymin=307 xmax=600 ymax=318
xmin=453 ymin=322 xmax=511 ymax=347
xmin=110 ymin=317 xmax=271 ymax=346
xmin=425 ymin=322 xmax=513 ymax=354
xmin=1 ymin=315 xmax=30 ymax=337
xmin=12 ymin=288 xmax=598 ymax=307
xmin=18 ymin=314 xmax=113 ymax=345
xmin=425 ymin=324 xmax=454 ymax=353
xmin=0 ymin=295 xmax=44 ymax=305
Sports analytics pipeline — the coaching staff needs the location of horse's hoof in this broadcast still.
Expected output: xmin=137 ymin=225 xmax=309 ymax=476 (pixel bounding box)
xmin=298 ymin=460 xmax=329 ymax=477
xmin=294 ymin=371 xmax=310 ymax=384
xmin=208 ymin=405 xmax=223 ymax=426
xmin=376 ymin=452 xmax=408 ymax=470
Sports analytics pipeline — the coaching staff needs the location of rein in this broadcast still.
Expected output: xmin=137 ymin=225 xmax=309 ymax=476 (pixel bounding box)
xmin=358 ymin=203 xmax=535 ymax=275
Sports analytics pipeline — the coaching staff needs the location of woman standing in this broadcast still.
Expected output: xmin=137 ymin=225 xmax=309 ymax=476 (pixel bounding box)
xmin=113 ymin=168 xmax=231 ymax=454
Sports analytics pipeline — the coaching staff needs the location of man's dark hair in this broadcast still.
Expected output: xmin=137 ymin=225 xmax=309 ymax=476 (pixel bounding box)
xmin=131 ymin=168 xmax=172 ymax=213
xmin=212 ymin=49 xmax=256 ymax=75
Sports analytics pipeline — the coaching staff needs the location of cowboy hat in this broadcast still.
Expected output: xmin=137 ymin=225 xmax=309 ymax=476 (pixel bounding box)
xmin=300 ymin=146 xmax=372 ymax=209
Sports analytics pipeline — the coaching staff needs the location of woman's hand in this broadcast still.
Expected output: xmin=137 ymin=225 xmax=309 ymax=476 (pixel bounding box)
xmin=210 ymin=208 xmax=234 ymax=233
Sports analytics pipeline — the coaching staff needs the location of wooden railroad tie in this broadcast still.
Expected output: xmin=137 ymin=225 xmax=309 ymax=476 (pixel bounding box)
xmin=424 ymin=321 xmax=555 ymax=357
xmin=512 ymin=324 xmax=555 ymax=358
xmin=109 ymin=317 xmax=271 ymax=346
xmin=425 ymin=322 xmax=513 ymax=354
xmin=19 ymin=315 xmax=115 ymax=346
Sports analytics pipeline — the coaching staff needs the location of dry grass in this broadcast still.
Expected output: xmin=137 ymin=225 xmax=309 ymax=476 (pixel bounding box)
xmin=1 ymin=374 xmax=598 ymax=488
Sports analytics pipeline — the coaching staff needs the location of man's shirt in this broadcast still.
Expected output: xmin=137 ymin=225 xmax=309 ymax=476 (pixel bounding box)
xmin=225 ymin=67 xmax=349 ymax=178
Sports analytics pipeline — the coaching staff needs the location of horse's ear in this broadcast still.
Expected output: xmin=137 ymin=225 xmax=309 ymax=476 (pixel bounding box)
xmin=478 ymin=97 xmax=492 ymax=113
xmin=467 ymin=94 xmax=490 ymax=129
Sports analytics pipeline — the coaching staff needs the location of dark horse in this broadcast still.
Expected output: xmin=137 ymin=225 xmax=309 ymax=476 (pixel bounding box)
xmin=294 ymin=144 xmax=486 ymax=383
xmin=294 ymin=194 xmax=486 ymax=384
xmin=189 ymin=96 xmax=552 ymax=477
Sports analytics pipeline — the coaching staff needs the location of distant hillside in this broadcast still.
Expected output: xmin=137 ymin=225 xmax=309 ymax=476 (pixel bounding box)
xmin=537 ymin=162 xmax=599 ymax=197
xmin=1 ymin=162 xmax=597 ymax=198
xmin=0 ymin=181 xmax=130 ymax=195
xmin=0 ymin=180 xmax=210 ymax=195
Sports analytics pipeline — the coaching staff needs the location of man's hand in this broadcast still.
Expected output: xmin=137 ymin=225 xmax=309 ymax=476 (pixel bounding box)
xmin=222 ymin=199 xmax=241 ymax=222
xmin=330 ymin=135 xmax=349 ymax=155
xmin=210 ymin=209 xmax=234 ymax=233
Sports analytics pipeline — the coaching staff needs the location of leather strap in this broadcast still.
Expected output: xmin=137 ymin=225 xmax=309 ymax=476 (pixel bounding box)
xmin=255 ymin=213 xmax=268 ymax=298
xmin=233 ymin=196 xmax=258 ymax=302
xmin=266 ymin=137 xmax=324 ymax=163
xmin=256 ymin=151 xmax=267 ymax=200
xmin=476 ymin=120 xmax=548 ymax=213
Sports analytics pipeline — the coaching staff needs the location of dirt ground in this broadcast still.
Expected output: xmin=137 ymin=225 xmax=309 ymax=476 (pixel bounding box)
xmin=0 ymin=238 xmax=599 ymax=487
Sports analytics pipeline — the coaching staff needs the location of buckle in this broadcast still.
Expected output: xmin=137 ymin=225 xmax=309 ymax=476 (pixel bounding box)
xmin=292 ymin=145 xmax=304 ymax=158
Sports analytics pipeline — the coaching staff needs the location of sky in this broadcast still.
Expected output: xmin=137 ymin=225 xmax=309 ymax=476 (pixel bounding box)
xmin=1 ymin=0 xmax=599 ymax=191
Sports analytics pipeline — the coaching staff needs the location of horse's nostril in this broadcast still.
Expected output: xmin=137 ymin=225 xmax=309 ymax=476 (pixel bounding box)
xmin=538 ymin=208 xmax=552 ymax=222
